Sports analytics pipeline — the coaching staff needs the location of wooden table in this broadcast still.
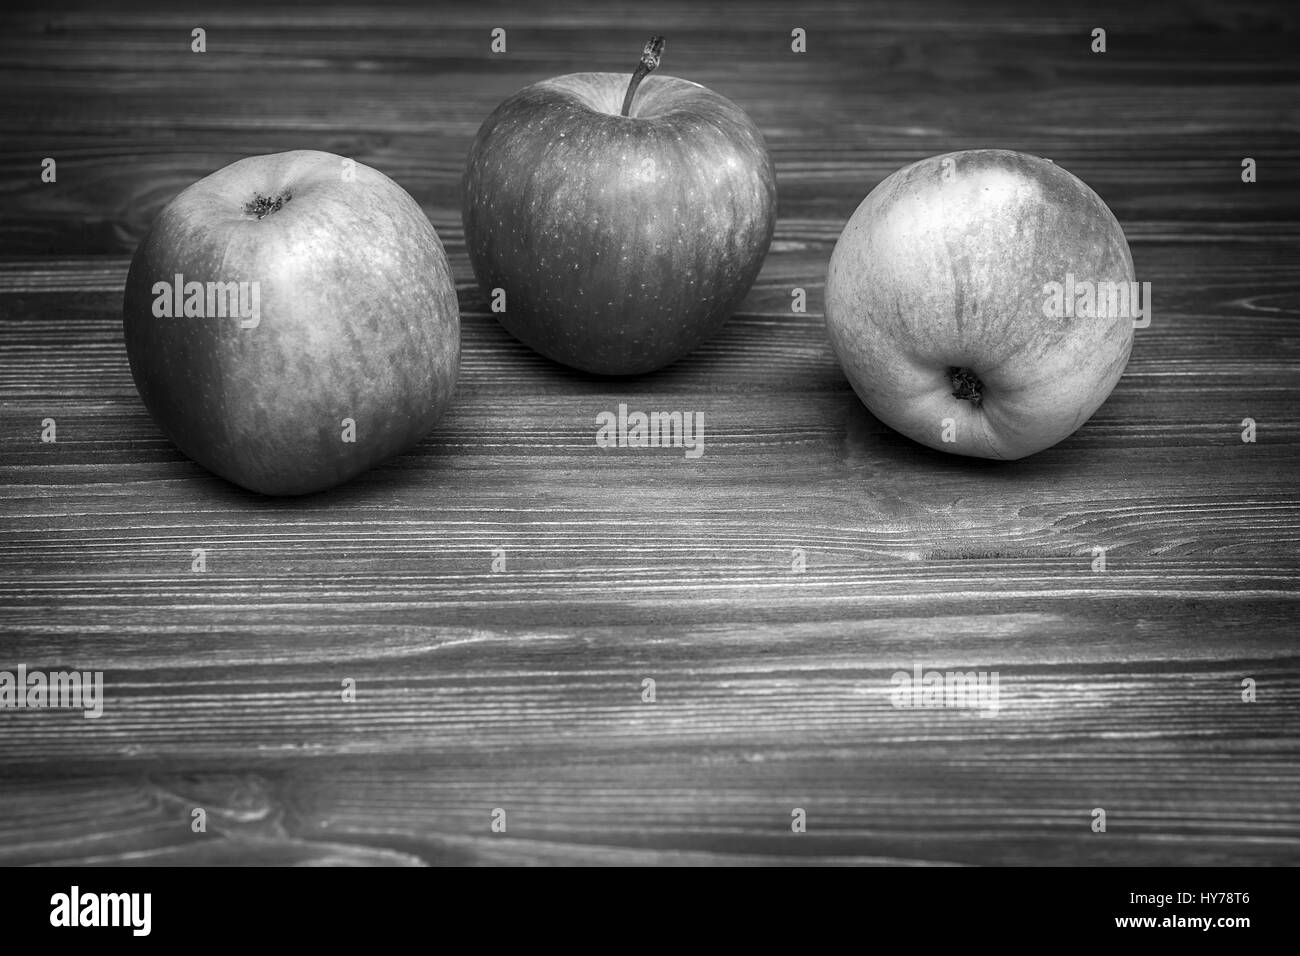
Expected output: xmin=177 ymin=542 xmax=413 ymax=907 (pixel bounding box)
xmin=1 ymin=0 xmax=1297 ymax=865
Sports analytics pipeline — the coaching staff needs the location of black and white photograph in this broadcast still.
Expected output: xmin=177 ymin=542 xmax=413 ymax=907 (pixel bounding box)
xmin=0 ymin=0 xmax=1295 ymax=927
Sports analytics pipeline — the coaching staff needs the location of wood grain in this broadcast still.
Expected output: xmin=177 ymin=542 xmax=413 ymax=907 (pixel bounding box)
xmin=1 ymin=0 xmax=1298 ymax=865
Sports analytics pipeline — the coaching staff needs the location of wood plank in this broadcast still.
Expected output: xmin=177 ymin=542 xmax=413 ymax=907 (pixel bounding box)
xmin=0 ymin=0 xmax=1297 ymax=865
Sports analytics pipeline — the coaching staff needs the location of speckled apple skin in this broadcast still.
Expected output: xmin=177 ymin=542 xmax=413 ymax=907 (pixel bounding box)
xmin=463 ymin=73 xmax=777 ymax=376
xmin=825 ymin=149 xmax=1135 ymax=460
xmin=123 ymin=150 xmax=459 ymax=495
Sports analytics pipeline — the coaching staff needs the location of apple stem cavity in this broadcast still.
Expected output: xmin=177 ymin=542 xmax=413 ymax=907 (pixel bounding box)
xmin=245 ymin=192 xmax=292 ymax=220
xmin=620 ymin=35 xmax=665 ymax=118
xmin=949 ymin=367 xmax=985 ymax=407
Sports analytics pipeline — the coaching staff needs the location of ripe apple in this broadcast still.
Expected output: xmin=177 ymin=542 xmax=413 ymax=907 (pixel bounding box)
xmin=122 ymin=149 xmax=460 ymax=495
xmin=825 ymin=149 xmax=1138 ymax=459
xmin=462 ymin=37 xmax=777 ymax=375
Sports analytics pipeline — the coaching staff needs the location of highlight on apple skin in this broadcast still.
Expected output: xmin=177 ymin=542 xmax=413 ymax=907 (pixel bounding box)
xmin=825 ymin=149 xmax=1139 ymax=460
xmin=462 ymin=37 xmax=778 ymax=376
xmin=122 ymin=149 xmax=460 ymax=495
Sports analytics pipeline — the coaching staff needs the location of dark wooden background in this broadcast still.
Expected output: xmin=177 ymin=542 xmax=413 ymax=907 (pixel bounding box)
xmin=1 ymin=0 xmax=1297 ymax=865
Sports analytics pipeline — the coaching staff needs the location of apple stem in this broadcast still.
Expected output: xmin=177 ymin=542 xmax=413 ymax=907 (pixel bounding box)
xmin=245 ymin=192 xmax=291 ymax=220
xmin=620 ymin=36 xmax=665 ymax=117
xmin=949 ymin=367 xmax=985 ymax=407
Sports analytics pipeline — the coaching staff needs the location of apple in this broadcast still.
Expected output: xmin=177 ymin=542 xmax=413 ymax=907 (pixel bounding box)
xmin=825 ymin=149 xmax=1138 ymax=459
xmin=462 ymin=37 xmax=777 ymax=375
xmin=122 ymin=149 xmax=460 ymax=495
